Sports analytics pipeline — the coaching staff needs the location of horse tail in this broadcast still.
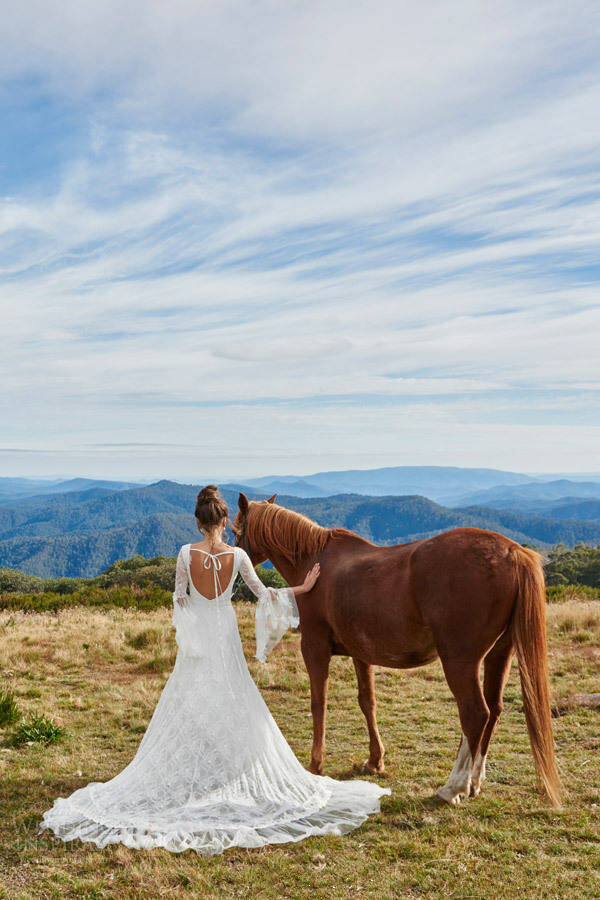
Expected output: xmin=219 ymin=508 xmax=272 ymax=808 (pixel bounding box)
xmin=510 ymin=545 xmax=562 ymax=808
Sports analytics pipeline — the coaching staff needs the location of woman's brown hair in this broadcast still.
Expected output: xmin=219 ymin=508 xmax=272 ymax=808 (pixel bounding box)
xmin=195 ymin=484 xmax=229 ymax=533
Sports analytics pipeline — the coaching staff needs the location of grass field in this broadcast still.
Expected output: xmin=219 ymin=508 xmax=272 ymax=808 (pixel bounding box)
xmin=0 ymin=600 xmax=599 ymax=899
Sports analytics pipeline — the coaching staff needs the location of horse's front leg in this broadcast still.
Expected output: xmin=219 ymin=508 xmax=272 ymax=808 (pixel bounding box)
xmin=353 ymin=657 xmax=386 ymax=775
xmin=301 ymin=635 xmax=331 ymax=776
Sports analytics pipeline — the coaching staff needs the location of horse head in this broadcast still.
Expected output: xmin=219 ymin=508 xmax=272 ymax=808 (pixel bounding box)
xmin=233 ymin=492 xmax=276 ymax=565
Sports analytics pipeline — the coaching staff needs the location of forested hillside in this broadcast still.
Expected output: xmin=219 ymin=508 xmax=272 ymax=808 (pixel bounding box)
xmin=1 ymin=480 xmax=600 ymax=577
xmin=543 ymin=499 xmax=600 ymax=522
xmin=456 ymin=479 xmax=600 ymax=511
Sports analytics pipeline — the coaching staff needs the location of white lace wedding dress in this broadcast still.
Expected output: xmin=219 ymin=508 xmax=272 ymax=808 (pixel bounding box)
xmin=39 ymin=544 xmax=389 ymax=855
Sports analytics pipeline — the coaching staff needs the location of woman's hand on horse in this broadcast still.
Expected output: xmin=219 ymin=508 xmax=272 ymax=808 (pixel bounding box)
xmin=296 ymin=563 xmax=320 ymax=595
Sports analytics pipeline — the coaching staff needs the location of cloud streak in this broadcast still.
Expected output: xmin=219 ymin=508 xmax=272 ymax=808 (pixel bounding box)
xmin=0 ymin=1 xmax=599 ymax=479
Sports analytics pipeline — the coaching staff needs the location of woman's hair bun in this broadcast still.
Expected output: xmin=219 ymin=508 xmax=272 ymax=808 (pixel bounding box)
xmin=197 ymin=484 xmax=220 ymax=502
xmin=195 ymin=484 xmax=229 ymax=530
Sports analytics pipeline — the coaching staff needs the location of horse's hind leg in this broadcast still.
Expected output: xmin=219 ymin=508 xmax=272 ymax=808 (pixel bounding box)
xmin=301 ymin=635 xmax=331 ymax=776
xmin=436 ymin=658 xmax=490 ymax=805
xmin=353 ymin=658 xmax=385 ymax=775
xmin=470 ymin=631 xmax=514 ymax=797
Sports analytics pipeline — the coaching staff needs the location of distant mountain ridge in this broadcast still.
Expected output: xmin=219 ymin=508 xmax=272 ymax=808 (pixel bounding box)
xmin=235 ymin=465 xmax=537 ymax=504
xmin=1 ymin=478 xmax=599 ymax=578
xmin=455 ymin=479 xmax=600 ymax=510
xmin=0 ymin=476 xmax=142 ymax=503
xmin=231 ymin=468 xmax=600 ymax=514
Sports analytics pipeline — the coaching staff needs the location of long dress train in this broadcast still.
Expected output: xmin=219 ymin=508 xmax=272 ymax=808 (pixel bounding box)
xmin=38 ymin=544 xmax=390 ymax=855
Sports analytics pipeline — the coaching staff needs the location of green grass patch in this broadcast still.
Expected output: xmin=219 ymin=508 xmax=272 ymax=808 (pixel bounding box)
xmin=125 ymin=627 xmax=162 ymax=649
xmin=138 ymin=653 xmax=174 ymax=673
xmin=0 ymin=687 xmax=20 ymax=726
xmin=10 ymin=714 xmax=64 ymax=746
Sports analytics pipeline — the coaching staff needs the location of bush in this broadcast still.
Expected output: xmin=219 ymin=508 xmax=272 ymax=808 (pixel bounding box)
xmin=0 ymin=583 xmax=172 ymax=613
xmin=0 ymin=688 xmax=20 ymax=727
xmin=0 ymin=557 xmax=176 ymax=596
xmin=544 ymin=544 xmax=600 ymax=588
xmin=41 ymin=577 xmax=85 ymax=595
xmin=0 ymin=568 xmax=47 ymax=595
xmin=126 ymin=627 xmax=162 ymax=649
xmin=546 ymin=583 xmax=600 ymax=603
xmin=93 ymin=556 xmax=176 ymax=590
xmin=11 ymin=714 xmax=63 ymax=746
xmin=0 ymin=559 xmax=283 ymax=611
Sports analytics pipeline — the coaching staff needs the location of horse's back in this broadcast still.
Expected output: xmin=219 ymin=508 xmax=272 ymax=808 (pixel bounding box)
xmin=320 ymin=526 xmax=521 ymax=668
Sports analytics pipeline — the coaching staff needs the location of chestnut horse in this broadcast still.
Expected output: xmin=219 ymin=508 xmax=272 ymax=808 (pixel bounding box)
xmin=234 ymin=493 xmax=561 ymax=807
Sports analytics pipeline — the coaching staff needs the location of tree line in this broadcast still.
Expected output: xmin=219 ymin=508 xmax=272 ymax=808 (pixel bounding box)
xmin=1 ymin=544 xmax=599 ymax=612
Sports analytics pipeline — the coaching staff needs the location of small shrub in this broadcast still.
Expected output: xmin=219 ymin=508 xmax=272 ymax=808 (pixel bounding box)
xmin=126 ymin=627 xmax=162 ymax=649
xmin=572 ymin=631 xmax=592 ymax=644
xmin=139 ymin=654 xmax=172 ymax=673
xmin=93 ymin=556 xmax=176 ymax=590
xmin=43 ymin=577 xmax=85 ymax=595
xmin=11 ymin=714 xmax=63 ymax=746
xmin=0 ymin=569 xmax=46 ymax=594
xmin=547 ymin=583 xmax=600 ymax=603
xmin=0 ymin=688 xmax=20 ymax=727
xmin=0 ymin=569 xmax=84 ymax=595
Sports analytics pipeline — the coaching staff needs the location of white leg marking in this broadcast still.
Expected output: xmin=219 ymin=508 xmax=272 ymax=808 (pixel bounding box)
xmin=469 ymin=751 xmax=487 ymax=797
xmin=436 ymin=734 xmax=473 ymax=805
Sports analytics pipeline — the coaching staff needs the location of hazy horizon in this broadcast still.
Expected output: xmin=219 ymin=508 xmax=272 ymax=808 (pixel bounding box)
xmin=3 ymin=463 xmax=600 ymax=488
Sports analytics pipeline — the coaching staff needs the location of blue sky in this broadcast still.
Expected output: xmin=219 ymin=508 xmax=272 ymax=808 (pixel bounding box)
xmin=1 ymin=0 xmax=599 ymax=481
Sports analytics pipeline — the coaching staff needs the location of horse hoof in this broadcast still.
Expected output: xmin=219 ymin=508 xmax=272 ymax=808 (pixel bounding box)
xmin=308 ymin=762 xmax=324 ymax=776
xmin=362 ymin=761 xmax=386 ymax=776
xmin=435 ymin=787 xmax=463 ymax=805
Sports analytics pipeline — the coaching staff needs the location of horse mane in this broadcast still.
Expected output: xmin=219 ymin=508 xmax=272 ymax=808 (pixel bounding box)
xmin=246 ymin=502 xmax=353 ymax=564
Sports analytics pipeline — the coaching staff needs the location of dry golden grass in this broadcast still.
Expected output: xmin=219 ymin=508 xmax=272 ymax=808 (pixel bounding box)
xmin=0 ymin=602 xmax=599 ymax=899
xmin=547 ymin=600 xmax=600 ymax=644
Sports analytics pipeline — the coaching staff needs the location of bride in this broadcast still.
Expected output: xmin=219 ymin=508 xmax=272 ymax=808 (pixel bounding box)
xmin=39 ymin=485 xmax=389 ymax=855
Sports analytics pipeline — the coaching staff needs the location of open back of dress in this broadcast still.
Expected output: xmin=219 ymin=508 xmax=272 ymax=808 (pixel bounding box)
xmin=188 ymin=547 xmax=236 ymax=600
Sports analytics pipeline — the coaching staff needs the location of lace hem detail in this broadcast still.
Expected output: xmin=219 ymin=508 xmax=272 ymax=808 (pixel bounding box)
xmin=38 ymin=781 xmax=390 ymax=855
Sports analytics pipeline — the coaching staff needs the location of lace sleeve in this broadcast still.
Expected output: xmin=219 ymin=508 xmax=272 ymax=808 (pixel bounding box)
xmin=172 ymin=545 xmax=189 ymax=608
xmin=171 ymin=545 xmax=209 ymax=658
xmin=237 ymin=549 xmax=299 ymax=662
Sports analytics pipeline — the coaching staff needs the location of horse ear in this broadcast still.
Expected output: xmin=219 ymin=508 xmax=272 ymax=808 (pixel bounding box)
xmin=267 ymin=494 xmax=277 ymax=504
xmin=238 ymin=492 xmax=249 ymax=514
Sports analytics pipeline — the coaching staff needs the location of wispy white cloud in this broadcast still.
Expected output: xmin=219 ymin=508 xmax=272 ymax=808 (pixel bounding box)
xmin=0 ymin=1 xmax=599 ymax=478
